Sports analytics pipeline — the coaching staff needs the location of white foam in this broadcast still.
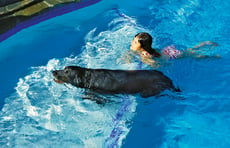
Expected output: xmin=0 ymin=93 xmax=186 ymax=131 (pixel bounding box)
xmin=0 ymin=15 xmax=142 ymax=147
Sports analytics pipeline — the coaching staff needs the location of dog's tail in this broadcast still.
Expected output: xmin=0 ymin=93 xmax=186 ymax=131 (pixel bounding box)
xmin=173 ymin=86 xmax=181 ymax=92
xmin=170 ymin=83 xmax=181 ymax=93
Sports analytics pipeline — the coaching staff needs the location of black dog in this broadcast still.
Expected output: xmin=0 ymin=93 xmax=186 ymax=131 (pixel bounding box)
xmin=52 ymin=66 xmax=180 ymax=100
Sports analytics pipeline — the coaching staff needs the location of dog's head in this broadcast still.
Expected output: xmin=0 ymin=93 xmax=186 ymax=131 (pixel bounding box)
xmin=52 ymin=66 xmax=78 ymax=84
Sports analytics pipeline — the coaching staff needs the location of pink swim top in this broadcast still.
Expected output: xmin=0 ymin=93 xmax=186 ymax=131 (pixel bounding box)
xmin=162 ymin=45 xmax=182 ymax=59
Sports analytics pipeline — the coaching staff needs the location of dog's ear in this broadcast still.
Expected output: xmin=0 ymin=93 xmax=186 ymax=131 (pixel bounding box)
xmin=65 ymin=66 xmax=82 ymax=70
xmin=64 ymin=66 xmax=72 ymax=70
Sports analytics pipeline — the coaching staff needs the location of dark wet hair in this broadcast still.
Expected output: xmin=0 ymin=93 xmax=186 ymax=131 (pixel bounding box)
xmin=135 ymin=32 xmax=161 ymax=57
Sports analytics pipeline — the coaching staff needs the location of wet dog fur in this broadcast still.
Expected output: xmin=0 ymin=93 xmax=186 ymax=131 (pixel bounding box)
xmin=52 ymin=66 xmax=180 ymax=103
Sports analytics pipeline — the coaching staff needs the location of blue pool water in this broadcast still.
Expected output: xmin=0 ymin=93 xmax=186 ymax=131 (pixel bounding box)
xmin=1 ymin=0 xmax=230 ymax=147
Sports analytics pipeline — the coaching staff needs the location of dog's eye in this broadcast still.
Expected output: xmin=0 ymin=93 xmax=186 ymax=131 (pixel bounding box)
xmin=64 ymin=69 xmax=69 ymax=74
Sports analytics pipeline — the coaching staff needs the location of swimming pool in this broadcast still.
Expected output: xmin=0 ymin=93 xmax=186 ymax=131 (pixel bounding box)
xmin=1 ymin=0 xmax=230 ymax=147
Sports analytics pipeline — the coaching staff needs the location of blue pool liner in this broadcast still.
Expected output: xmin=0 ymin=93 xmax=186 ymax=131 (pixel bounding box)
xmin=0 ymin=0 xmax=101 ymax=42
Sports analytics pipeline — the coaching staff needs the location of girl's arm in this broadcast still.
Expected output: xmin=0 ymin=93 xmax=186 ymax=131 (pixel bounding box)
xmin=117 ymin=50 xmax=133 ymax=64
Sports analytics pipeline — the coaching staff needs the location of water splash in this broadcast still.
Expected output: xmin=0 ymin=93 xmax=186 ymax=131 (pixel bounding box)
xmin=0 ymin=15 xmax=143 ymax=147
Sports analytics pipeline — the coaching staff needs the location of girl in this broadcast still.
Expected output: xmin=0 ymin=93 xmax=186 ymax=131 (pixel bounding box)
xmin=129 ymin=32 xmax=219 ymax=67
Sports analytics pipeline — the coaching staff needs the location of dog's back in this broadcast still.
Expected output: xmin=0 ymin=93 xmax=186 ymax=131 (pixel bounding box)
xmin=75 ymin=67 xmax=179 ymax=97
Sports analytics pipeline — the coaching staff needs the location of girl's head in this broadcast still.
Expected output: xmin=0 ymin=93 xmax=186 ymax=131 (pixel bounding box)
xmin=130 ymin=32 xmax=161 ymax=57
xmin=130 ymin=32 xmax=152 ymax=51
xmin=135 ymin=32 xmax=153 ymax=50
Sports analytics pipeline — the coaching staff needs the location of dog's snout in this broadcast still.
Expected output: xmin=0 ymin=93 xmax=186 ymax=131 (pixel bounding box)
xmin=52 ymin=71 xmax=57 ymax=76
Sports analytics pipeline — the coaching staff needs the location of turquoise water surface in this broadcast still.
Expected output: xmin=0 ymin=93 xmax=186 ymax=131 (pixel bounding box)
xmin=1 ymin=0 xmax=230 ymax=147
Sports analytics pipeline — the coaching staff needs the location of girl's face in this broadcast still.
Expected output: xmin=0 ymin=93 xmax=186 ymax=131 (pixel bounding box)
xmin=130 ymin=37 xmax=142 ymax=51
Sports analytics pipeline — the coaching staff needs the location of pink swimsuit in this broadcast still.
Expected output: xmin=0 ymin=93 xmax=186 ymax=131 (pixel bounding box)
xmin=162 ymin=45 xmax=182 ymax=59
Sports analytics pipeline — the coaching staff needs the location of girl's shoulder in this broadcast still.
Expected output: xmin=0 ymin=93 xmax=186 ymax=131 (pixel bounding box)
xmin=141 ymin=51 xmax=152 ymax=57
